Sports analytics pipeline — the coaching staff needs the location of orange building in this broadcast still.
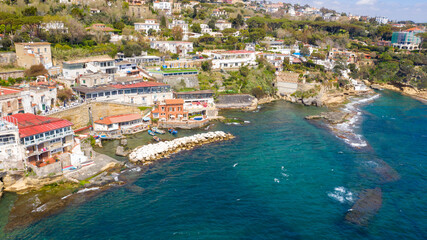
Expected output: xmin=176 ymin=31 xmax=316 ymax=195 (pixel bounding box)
xmin=151 ymin=99 xmax=188 ymax=121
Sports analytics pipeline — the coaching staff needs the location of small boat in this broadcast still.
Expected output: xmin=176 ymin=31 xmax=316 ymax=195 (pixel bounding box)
xmin=152 ymin=127 xmax=165 ymax=134
xmin=148 ymin=130 xmax=155 ymax=136
xmin=168 ymin=128 xmax=178 ymax=135
xmin=153 ymin=136 xmax=161 ymax=142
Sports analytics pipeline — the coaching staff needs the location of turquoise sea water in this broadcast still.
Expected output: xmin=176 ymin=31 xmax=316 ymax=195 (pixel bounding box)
xmin=0 ymin=90 xmax=426 ymax=239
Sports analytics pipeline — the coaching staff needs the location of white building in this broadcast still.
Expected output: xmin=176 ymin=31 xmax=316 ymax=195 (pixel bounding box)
xmin=210 ymin=50 xmax=257 ymax=69
xmin=153 ymin=1 xmax=172 ymax=15
xmin=41 ymin=21 xmax=68 ymax=33
xmin=93 ymin=113 xmax=145 ymax=133
xmin=375 ymin=16 xmax=389 ymax=25
xmin=288 ymin=7 xmax=295 ymax=16
xmin=0 ymin=116 xmax=25 ymax=170
xmin=215 ymin=20 xmax=232 ymax=31
xmin=73 ymin=81 xmax=173 ymax=106
xmin=168 ymin=19 xmax=189 ymax=32
xmin=200 ymin=24 xmax=212 ymax=34
xmin=62 ymin=56 xmax=117 ymax=79
xmin=29 ymin=86 xmax=57 ymax=114
xmin=150 ymin=41 xmax=193 ymax=56
xmin=212 ymin=9 xmax=227 ymax=18
xmin=0 ymin=87 xmax=32 ymax=117
xmin=134 ymin=19 xmax=161 ymax=34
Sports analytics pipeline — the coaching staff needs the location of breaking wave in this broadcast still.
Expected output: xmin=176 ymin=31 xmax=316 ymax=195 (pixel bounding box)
xmin=328 ymin=187 xmax=354 ymax=203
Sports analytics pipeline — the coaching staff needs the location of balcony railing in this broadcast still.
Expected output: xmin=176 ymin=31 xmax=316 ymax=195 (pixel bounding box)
xmin=23 ymin=130 xmax=74 ymax=147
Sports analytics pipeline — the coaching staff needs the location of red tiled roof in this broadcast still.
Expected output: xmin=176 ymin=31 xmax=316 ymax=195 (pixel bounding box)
xmin=405 ymin=27 xmax=422 ymax=32
xmin=10 ymin=113 xmax=73 ymax=138
xmin=94 ymin=113 xmax=142 ymax=125
xmin=0 ymin=87 xmax=21 ymax=95
xmin=111 ymin=81 xmax=168 ymax=89
xmin=165 ymin=99 xmax=184 ymax=105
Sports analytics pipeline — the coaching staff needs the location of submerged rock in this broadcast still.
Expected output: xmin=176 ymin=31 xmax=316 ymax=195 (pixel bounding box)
xmin=345 ymin=188 xmax=382 ymax=225
xmin=115 ymin=146 xmax=129 ymax=157
xmin=305 ymin=111 xmax=351 ymax=124
xmin=120 ymin=139 xmax=128 ymax=146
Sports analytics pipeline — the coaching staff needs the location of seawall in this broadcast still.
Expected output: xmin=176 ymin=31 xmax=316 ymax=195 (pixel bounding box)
xmin=129 ymin=131 xmax=234 ymax=163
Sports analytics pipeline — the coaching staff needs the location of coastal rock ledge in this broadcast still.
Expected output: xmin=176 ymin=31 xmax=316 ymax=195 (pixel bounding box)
xmin=129 ymin=131 xmax=235 ymax=163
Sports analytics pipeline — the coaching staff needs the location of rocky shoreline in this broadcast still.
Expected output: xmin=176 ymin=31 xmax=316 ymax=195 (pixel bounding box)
xmin=129 ymin=131 xmax=235 ymax=164
xmin=369 ymin=82 xmax=427 ymax=103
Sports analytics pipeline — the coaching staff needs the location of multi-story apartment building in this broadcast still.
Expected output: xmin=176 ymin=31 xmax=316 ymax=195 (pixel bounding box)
xmin=11 ymin=113 xmax=74 ymax=167
xmin=391 ymin=27 xmax=424 ymax=50
xmin=128 ymin=3 xmax=150 ymax=18
xmin=78 ymin=72 xmax=113 ymax=88
xmin=28 ymin=85 xmax=57 ymax=114
xmin=0 ymin=116 xmax=25 ymax=170
xmin=210 ymin=50 xmax=257 ymax=69
xmin=150 ymin=41 xmax=193 ymax=56
xmin=200 ymin=24 xmax=212 ymax=34
xmin=73 ymin=81 xmax=173 ymax=106
xmin=134 ymin=19 xmax=161 ymax=34
xmin=151 ymin=99 xmax=188 ymax=121
xmin=62 ymin=56 xmax=117 ymax=79
xmin=0 ymin=87 xmax=32 ymax=117
xmin=215 ymin=20 xmax=232 ymax=31
xmin=169 ymin=20 xmax=189 ymax=32
xmin=153 ymin=1 xmax=172 ymax=15
xmin=14 ymin=42 xmax=52 ymax=69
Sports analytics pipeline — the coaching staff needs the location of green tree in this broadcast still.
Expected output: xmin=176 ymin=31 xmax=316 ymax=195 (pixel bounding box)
xmin=201 ymin=61 xmax=212 ymax=71
xmin=191 ymin=23 xmax=201 ymax=33
xmin=22 ymin=6 xmax=37 ymax=16
xmin=171 ymin=26 xmax=183 ymax=40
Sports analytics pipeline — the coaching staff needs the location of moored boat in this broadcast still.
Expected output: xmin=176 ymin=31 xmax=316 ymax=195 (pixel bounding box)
xmin=148 ymin=130 xmax=155 ymax=136
xmin=168 ymin=128 xmax=178 ymax=135
xmin=153 ymin=127 xmax=165 ymax=134
xmin=153 ymin=136 xmax=161 ymax=142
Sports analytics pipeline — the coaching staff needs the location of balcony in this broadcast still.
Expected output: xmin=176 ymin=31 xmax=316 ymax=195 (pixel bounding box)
xmin=23 ymin=130 xmax=74 ymax=147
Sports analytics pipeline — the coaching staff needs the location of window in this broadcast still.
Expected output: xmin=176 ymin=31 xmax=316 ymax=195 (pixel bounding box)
xmin=178 ymin=107 xmax=181 ymax=111
xmin=7 ymin=101 xmax=11 ymax=107
xmin=161 ymin=107 xmax=165 ymax=111
xmin=169 ymin=107 xmax=172 ymax=111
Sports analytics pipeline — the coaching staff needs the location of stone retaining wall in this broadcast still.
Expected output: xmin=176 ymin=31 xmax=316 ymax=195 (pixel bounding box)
xmin=47 ymin=102 xmax=144 ymax=130
xmin=158 ymin=119 xmax=209 ymax=129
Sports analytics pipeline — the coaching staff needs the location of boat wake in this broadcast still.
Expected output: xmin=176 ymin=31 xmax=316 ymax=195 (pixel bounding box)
xmin=328 ymin=187 xmax=354 ymax=203
xmin=329 ymin=94 xmax=380 ymax=149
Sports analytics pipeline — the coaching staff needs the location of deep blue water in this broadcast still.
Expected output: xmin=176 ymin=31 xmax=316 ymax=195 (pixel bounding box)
xmin=1 ymin=90 xmax=426 ymax=239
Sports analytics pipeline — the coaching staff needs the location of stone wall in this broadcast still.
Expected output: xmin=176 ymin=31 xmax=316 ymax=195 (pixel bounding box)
xmin=0 ymin=70 xmax=25 ymax=80
xmin=47 ymin=102 xmax=144 ymax=129
xmin=157 ymin=75 xmax=199 ymax=90
xmin=215 ymin=94 xmax=256 ymax=109
xmin=29 ymin=161 xmax=62 ymax=177
xmin=0 ymin=52 xmax=16 ymax=65
xmin=158 ymin=119 xmax=209 ymax=129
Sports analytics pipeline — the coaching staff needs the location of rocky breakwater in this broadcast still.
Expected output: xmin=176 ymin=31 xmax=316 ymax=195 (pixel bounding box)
xmin=129 ymin=131 xmax=235 ymax=164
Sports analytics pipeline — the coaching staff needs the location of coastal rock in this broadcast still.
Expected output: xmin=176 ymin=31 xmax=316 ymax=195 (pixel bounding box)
xmin=305 ymin=111 xmax=350 ymax=124
xmin=115 ymin=146 xmax=129 ymax=157
xmin=120 ymin=139 xmax=128 ymax=146
xmin=345 ymin=188 xmax=382 ymax=226
xmin=3 ymin=173 xmax=64 ymax=193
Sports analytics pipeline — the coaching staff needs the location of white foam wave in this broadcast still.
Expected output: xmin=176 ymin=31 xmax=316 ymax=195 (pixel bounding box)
xmin=274 ymin=178 xmax=280 ymax=183
xmin=61 ymin=194 xmax=72 ymax=200
xmin=328 ymin=187 xmax=354 ymax=203
xmin=329 ymin=94 xmax=380 ymax=148
xmin=233 ymin=163 xmax=238 ymax=167
xmin=77 ymin=187 xmax=100 ymax=194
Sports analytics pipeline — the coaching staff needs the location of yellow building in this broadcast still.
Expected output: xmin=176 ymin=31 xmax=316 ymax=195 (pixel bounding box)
xmin=14 ymin=42 xmax=52 ymax=69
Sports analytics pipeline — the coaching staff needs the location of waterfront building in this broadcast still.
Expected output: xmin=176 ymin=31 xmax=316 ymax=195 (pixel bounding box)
xmin=210 ymin=50 xmax=257 ymax=69
xmin=150 ymin=41 xmax=193 ymax=56
xmin=174 ymin=90 xmax=217 ymax=118
xmin=73 ymin=81 xmax=172 ymax=106
xmin=10 ymin=113 xmax=73 ymax=172
xmin=391 ymin=28 xmax=424 ymax=50
xmin=14 ymin=42 xmax=52 ymax=69
xmin=151 ymin=99 xmax=188 ymax=121
xmin=93 ymin=113 xmax=145 ymax=133
xmin=0 ymin=116 xmax=26 ymax=170
xmin=134 ymin=20 xmax=161 ymax=34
